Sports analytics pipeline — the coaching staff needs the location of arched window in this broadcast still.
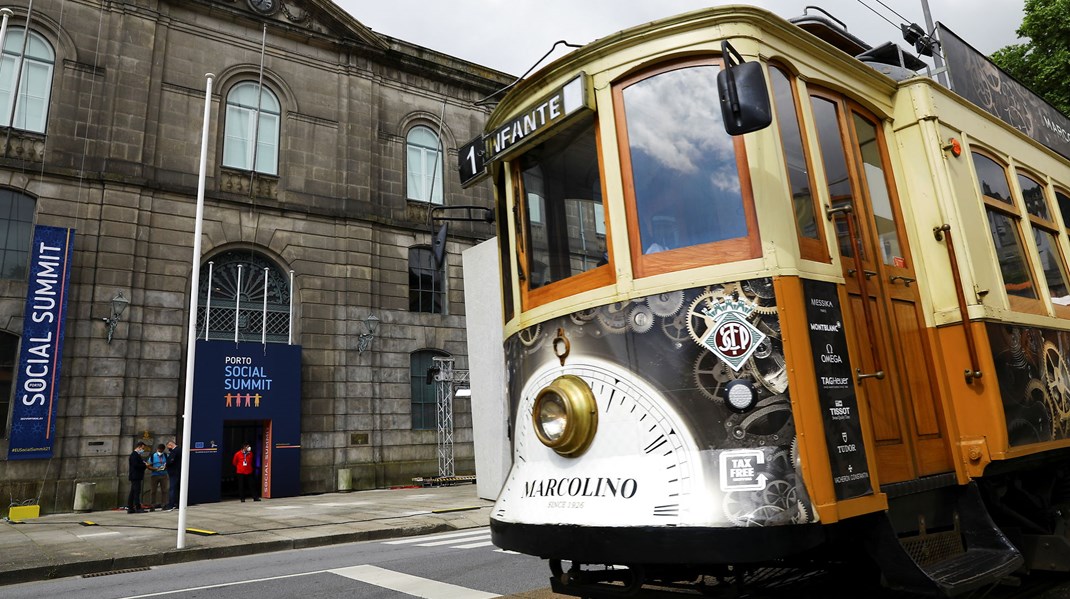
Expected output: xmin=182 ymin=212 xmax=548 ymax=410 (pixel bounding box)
xmin=0 ymin=330 xmax=16 ymax=438
xmin=0 ymin=28 xmax=54 ymax=133
xmin=406 ymin=125 xmax=443 ymax=204
xmin=0 ymin=189 xmax=35 ymax=280
xmin=409 ymin=245 xmax=443 ymax=313
xmin=223 ymin=82 xmax=280 ymax=175
xmin=410 ymin=349 xmax=448 ymax=430
xmin=196 ymin=250 xmax=291 ymax=343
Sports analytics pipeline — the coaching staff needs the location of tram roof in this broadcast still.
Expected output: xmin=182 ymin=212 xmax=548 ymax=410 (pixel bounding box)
xmin=485 ymin=4 xmax=922 ymax=134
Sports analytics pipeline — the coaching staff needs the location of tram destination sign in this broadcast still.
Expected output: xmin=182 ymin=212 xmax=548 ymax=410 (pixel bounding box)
xmin=802 ymin=280 xmax=872 ymax=500
xmin=458 ymin=73 xmax=593 ymax=188
xmin=939 ymin=24 xmax=1070 ymax=162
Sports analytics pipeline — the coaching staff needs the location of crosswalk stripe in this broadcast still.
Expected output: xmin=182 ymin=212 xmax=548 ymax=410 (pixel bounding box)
xmin=415 ymin=534 xmax=490 ymax=548
xmin=383 ymin=528 xmax=489 ymax=545
xmin=493 ymin=549 xmax=520 ymax=555
xmin=450 ymin=540 xmax=495 ymax=549
xmin=331 ymin=565 xmax=499 ymax=599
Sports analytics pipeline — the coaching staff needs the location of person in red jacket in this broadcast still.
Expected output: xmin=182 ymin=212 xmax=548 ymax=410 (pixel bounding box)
xmin=231 ymin=443 xmax=260 ymax=502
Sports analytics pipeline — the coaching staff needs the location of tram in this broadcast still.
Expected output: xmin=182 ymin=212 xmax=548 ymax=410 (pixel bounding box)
xmin=462 ymin=4 xmax=1070 ymax=596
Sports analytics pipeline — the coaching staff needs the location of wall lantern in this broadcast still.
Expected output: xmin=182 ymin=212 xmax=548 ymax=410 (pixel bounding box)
xmin=357 ymin=314 xmax=380 ymax=354
xmin=102 ymin=291 xmax=130 ymax=344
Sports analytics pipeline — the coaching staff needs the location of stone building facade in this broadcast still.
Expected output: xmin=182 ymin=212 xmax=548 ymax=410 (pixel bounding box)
xmin=0 ymin=0 xmax=509 ymax=514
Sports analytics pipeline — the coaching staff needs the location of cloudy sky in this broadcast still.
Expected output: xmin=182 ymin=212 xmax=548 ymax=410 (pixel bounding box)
xmin=335 ymin=1 xmax=1025 ymax=76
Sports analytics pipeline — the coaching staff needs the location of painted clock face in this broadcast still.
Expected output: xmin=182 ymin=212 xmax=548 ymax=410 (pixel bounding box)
xmin=494 ymin=358 xmax=705 ymax=527
xmin=247 ymin=0 xmax=277 ymax=15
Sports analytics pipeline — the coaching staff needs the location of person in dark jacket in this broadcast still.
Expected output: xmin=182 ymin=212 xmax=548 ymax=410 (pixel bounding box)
xmin=165 ymin=439 xmax=181 ymax=511
xmin=127 ymin=441 xmax=149 ymax=514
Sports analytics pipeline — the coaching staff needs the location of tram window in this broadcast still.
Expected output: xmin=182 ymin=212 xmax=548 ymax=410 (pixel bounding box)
xmin=1033 ymin=229 xmax=1070 ymax=305
xmin=852 ymin=112 xmax=905 ymax=268
xmin=518 ymin=115 xmax=607 ymax=290
xmin=1055 ymin=189 xmax=1070 ymax=227
xmin=810 ymin=96 xmax=859 ymax=259
xmin=973 ymin=153 xmax=1013 ymax=204
xmin=1018 ymin=174 xmax=1070 ymax=307
xmin=986 ymin=210 xmax=1037 ymax=299
xmin=973 ymin=152 xmax=1037 ymax=301
xmin=770 ymin=65 xmax=825 ymax=261
xmin=614 ymin=57 xmax=759 ymax=276
xmin=1019 ymin=174 xmax=1049 ymax=220
xmin=624 ymin=63 xmax=745 ymax=252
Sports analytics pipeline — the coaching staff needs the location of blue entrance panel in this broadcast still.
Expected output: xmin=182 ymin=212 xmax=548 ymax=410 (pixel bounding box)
xmin=189 ymin=341 xmax=302 ymax=504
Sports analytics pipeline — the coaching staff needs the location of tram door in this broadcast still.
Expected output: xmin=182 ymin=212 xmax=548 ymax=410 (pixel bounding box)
xmin=811 ymin=94 xmax=953 ymax=484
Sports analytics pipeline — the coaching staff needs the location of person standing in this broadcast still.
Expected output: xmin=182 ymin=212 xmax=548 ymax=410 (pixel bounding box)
xmin=148 ymin=444 xmax=169 ymax=509
xmin=231 ymin=443 xmax=260 ymax=502
xmin=165 ymin=439 xmax=181 ymax=511
xmin=127 ymin=441 xmax=148 ymax=514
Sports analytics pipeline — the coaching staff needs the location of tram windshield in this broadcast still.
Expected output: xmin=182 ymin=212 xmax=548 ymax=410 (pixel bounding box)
xmin=620 ymin=61 xmax=747 ymax=254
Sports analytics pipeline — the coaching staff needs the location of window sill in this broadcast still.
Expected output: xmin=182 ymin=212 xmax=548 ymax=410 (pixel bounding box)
xmin=0 ymin=128 xmax=45 ymax=163
xmin=220 ymin=168 xmax=278 ymax=199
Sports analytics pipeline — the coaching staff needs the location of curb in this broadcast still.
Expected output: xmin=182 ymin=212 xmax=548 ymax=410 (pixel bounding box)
xmin=1 ymin=521 xmax=460 ymax=586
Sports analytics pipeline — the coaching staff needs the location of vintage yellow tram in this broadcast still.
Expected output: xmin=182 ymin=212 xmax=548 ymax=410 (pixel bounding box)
xmin=462 ymin=4 xmax=1070 ymax=596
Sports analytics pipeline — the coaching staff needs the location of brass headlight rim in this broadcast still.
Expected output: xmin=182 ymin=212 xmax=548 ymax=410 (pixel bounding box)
xmin=532 ymin=374 xmax=598 ymax=457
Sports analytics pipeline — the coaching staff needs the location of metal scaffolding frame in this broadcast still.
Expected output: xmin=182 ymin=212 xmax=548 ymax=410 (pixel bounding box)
xmin=432 ymin=357 xmax=469 ymax=478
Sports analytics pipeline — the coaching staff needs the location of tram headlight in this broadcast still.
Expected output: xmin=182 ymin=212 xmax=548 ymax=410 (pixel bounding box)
xmin=532 ymin=375 xmax=598 ymax=457
xmin=724 ymin=380 xmax=757 ymax=412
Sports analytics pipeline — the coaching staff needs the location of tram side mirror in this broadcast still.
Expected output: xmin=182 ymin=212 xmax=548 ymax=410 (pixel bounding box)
xmin=718 ymin=41 xmax=772 ymax=136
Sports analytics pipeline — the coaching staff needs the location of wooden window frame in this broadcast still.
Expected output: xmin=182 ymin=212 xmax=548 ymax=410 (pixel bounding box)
xmin=972 ymin=150 xmax=1045 ymax=315
xmin=844 ymin=100 xmax=916 ymax=276
xmin=769 ymin=63 xmax=829 ymax=263
xmin=612 ymin=56 xmax=761 ymax=279
xmin=1017 ymin=170 xmax=1070 ymax=318
xmin=511 ymin=118 xmax=615 ymax=312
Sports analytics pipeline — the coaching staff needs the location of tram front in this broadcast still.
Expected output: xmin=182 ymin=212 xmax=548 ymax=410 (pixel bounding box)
xmin=472 ymin=5 xmax=878 ymax=589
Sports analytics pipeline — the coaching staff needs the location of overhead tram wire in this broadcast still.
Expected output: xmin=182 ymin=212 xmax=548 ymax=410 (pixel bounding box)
xmin=869 ymin=0 xmax=913 ymax=26
xmin=853 ymin=0 xmax=900 ymax=31
xmin=853 ymin=0 xmax=946 ymax=76
xmin=475 ymin=40 xmax=582 ymax=107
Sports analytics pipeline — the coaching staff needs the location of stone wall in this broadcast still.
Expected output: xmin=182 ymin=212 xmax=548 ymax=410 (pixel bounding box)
xmin=0 ymin=0 xmax=509 ymax=515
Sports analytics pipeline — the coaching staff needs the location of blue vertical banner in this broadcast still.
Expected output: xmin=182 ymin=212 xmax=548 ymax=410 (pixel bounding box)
xmin=8 ymin=225 xmax=76 ymax=460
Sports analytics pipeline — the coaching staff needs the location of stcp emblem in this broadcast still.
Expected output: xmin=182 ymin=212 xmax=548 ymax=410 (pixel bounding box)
xmin=699 ymin=299 xmax=766 ymax=372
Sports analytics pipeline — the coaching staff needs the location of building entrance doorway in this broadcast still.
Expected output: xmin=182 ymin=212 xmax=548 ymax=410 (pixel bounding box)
xmin=221 ymin=420 xmax=265 ymax=499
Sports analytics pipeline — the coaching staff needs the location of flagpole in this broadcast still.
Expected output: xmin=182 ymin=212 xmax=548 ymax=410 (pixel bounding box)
xmin=178 ymin=73 xmax=214 ymax=550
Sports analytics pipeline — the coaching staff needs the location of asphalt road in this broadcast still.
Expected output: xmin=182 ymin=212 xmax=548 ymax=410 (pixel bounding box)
xmin=8 ymin=524 xmax=1070 ymax=599
xmin=2 ymin=527 xmax=552 ymax=599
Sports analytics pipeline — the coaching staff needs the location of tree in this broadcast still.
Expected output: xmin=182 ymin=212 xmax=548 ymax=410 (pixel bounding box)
xmin=990 ymin=0 xmax=1070 ymax=115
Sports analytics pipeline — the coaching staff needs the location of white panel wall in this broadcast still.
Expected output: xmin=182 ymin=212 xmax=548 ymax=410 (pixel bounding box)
xmin=462 ymin=239 xmax=511 ymax=500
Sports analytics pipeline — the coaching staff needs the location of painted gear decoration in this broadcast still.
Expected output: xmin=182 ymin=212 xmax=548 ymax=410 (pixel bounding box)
xmin=1042 ymin=341 xmax=1070 ymax=438
xmin=661 ymin=312 xmax=690 ymax=348
xmin=518 ymin=324 xmax=542 ymax=348
xmin=570 ymin=307 xmax=598 ymax=326
xmin=597 ymin=301 xmax=631 ymax=334
xmin=725 ymin=394 xmax=793 ymax=446
xmin=647 ymin=290 xmax=685 ymax=318
xmin=738 ymin=277 xmax=778 ymax=315
xmin=747 ymin=336 xmax=788 ymax=395
xmin=692 ymin=351 xmax=736 ymax=401
xmin=628 ymin=304 xmax=655 ymax=334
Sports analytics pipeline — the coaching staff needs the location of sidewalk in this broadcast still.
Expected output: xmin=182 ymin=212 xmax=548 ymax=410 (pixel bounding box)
xmin=0 ymin=484 xmax=492 ymax=586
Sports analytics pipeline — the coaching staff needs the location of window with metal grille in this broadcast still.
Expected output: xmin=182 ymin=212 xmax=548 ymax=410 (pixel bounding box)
xmin=409 ymin=245 xmax=443 ymax=314
xmin=196 ymin=250 xmax=291 ymax=343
